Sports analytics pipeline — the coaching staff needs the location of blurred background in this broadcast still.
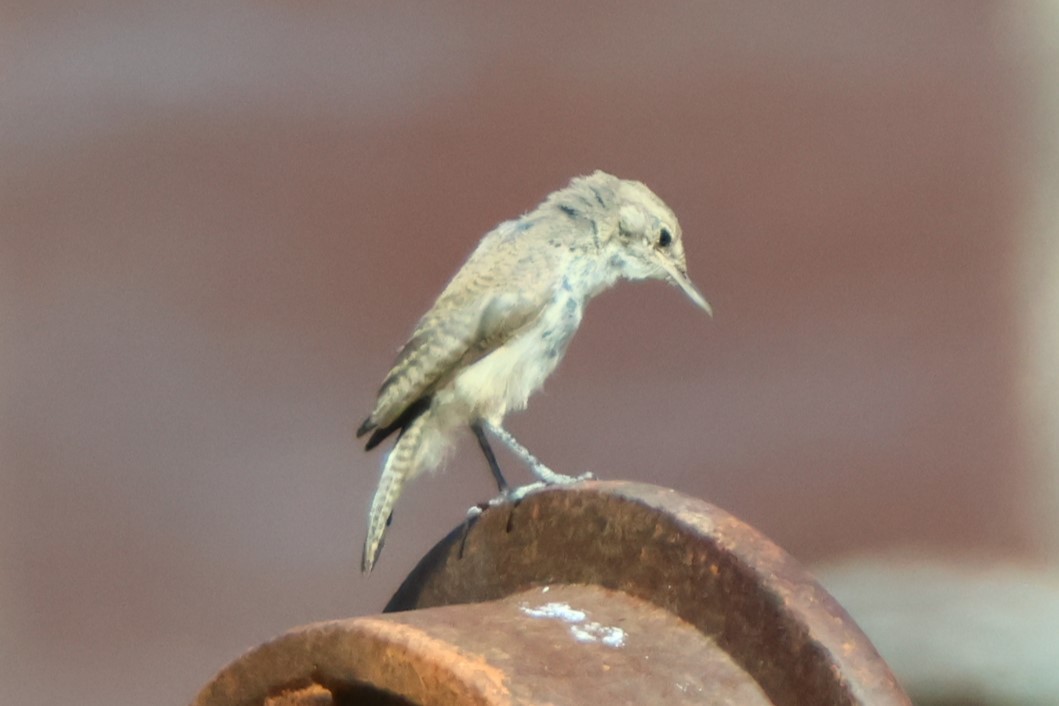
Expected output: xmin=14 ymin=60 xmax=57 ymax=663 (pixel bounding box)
xmin=3 ymin=2 xmax=1059 ymax=704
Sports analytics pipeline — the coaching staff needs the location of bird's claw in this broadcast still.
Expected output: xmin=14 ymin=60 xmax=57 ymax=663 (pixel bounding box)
xmin=460 ymin=472 xmax=597 ymax=556
xmin=503 ymin=481 xmax=548 ymax=504
xmin=472 ymin=472 xmax=594 ymax=513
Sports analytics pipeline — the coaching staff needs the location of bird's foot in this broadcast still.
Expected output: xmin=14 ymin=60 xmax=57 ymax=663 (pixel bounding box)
xmin=458 ymin=483 xmax=540 ymax=558
xmin=479 ymin=472 xmax=593 ymax=511
xmin=500 ymin=480 xmax=548 ymax=504
xmin=464 ymin=480 xmax=547 ymax=521
xmin=462 ymin=481 xmax=544 ymax=523
xmin=528 ymin=463 xmax=596 ymax=485
xmin=459 ymin=474 xmax=596 ymax=558
xmin=464 ymin=473 xmax=593 ymax=527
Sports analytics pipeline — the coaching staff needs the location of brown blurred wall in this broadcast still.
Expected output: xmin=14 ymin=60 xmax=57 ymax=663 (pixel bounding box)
xmin=1 ymin=2 xmax=1045 ymax=703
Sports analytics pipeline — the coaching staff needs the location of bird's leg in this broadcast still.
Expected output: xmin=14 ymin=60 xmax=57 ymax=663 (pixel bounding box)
xmin=463 ymin=421 xmax=512 ymax=557
xmin=471 ymin=421 xmax=509 ymax=492
xmin=462 ymin=422 xmax=590 ymax=551
xmin=483 ymin=422 xmax=589 ymax=485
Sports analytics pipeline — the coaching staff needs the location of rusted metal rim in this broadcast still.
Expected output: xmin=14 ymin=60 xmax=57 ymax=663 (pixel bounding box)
xmin=194 ymin=582 xmax=788 ymax=705
xmin=387 ymin=480 xmax=908 ymax=705
xmin=192 ymin=481 xmax=909 ymax=705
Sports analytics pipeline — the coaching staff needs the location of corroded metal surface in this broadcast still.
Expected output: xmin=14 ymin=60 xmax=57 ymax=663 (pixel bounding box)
xmin=196 ymin=583 xmax=773 ymax=706
xmin=193 ymin=481 xmax=909 ymax=705
xmin=388 ymin=481 xmax=909 ymax=705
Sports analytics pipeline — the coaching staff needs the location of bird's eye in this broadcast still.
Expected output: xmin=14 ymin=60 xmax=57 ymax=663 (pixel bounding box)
xmin=658 ymin=228 xmax=672 ymax=247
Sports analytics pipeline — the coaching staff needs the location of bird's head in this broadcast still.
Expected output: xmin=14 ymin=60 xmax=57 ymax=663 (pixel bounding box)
xmin=608 ymin=176 xmax=712 ymax=315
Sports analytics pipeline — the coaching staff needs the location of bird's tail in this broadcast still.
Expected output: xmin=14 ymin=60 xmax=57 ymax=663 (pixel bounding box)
xmin=362 ymin=412 xmax=433 ymax=572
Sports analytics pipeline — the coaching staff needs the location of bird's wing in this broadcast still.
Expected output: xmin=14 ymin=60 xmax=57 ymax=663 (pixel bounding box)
xmin=358 ymin=239 xmax=557 ymax=443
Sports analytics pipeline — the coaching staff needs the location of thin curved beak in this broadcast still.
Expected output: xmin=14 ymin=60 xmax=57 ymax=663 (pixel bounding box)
xmin=660 ymin=260 xmax=712 ymax=316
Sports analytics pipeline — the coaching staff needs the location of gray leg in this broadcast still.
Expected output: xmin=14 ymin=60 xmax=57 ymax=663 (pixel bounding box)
xmin=483 ymin=422 xmax=582 ymax=484
xmin=471 ymin=421 xmax=509 ymax=492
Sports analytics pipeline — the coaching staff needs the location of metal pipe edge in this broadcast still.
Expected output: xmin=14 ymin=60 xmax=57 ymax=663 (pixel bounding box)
xmin=192 ymin=480 xmax=910 ymax=706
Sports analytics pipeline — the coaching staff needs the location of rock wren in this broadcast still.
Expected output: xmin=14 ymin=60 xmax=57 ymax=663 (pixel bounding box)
xmin=357 ymin=170 xmax=710 ymax=571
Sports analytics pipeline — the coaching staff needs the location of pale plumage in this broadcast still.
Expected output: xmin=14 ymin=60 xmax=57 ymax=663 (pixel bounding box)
xmin=358 ymin=171 xmax=709 ymax=571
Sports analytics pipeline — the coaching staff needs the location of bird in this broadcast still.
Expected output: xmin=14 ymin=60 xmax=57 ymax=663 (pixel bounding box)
xmin=357 ymin=170 xmax=710 ymax=572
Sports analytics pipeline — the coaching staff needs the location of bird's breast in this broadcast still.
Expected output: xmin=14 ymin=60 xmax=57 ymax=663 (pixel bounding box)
xmin=447 ymin=291 xmax=584 ymax=424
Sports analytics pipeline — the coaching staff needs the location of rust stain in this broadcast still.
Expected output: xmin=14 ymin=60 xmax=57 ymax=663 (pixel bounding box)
xmin=352 ymin=617 xmax=513 ymax=706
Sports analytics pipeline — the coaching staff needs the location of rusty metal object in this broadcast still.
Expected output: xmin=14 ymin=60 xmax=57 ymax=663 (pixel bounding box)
xmin=193 ymin=481 xmax=909 ymax=706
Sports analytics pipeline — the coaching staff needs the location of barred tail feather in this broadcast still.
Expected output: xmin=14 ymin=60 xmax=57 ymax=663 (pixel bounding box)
xmin=362 ymin=410 xmax=451 ymax=572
